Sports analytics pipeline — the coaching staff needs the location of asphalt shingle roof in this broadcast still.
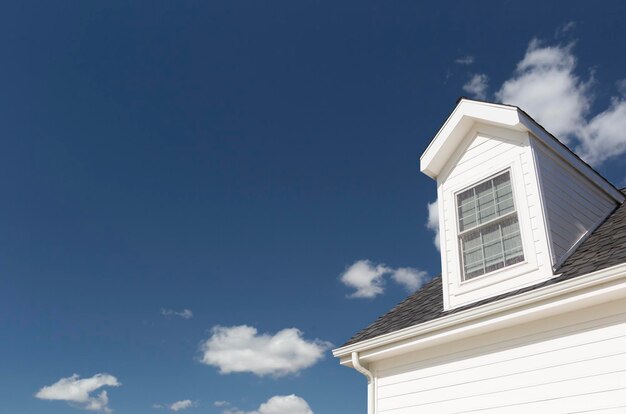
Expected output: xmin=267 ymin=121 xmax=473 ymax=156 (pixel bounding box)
xmin=342 ymin=189 xmax=626 ymax=347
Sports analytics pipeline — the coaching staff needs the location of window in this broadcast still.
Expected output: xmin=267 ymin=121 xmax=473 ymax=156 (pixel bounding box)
xmin=456 ymin=170 xmax=524 ymax=280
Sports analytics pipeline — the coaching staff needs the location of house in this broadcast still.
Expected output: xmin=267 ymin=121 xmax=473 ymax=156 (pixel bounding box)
xmin=332 ymin=98 xmax=626 ymax=413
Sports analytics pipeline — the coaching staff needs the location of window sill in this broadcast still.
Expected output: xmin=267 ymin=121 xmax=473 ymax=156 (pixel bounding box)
xmin=456 ymin=259 xmax=535 ymax=294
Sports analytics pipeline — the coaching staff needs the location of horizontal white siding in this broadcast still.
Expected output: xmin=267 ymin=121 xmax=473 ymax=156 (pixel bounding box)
xmin=532 ymin=138 xmax=616 ymax=266
xmin=373 ymin=300 xmax=626 ymax=414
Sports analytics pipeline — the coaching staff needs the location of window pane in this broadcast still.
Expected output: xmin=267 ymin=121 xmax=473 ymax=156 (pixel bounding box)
xmin=476 ymin=180 xmax=497 ymax=224
xmin=457 ymin=188 xmax=477 ymax=232
xmin=494 ymin=172 xmax=514 ymax=216
xmin=502 ymin=215 xmax=524 ymax=265
xmin=460 ymin=204 xmax=525 ymax=280
xmin=457 ymin=171 xmax=514 ymax=233
xmin=482 ymin=222 xmax=504 ymax=270
xmin=461 ymin=230 xmax=484 ymax=278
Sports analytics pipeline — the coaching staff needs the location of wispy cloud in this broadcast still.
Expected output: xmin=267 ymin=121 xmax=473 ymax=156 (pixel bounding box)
xmin=200 ymin=325 xmax=332 ymax=377
xmin=455 ymin=55 xmax=475 ymax=65
xmin=161 ymin=308 xmax=193 ymax=319
xmin=426 ymin=201 xmax=440 ymax=251
xmin=463 ymin=74 xmax=489 ymax=100
xmin=222 ymin=395 xmax=313 ymax=414
xmin=493 ymin=38 xmax=626 ymax=165
xmin=339 ymin=260 xmax=429 ymax=298
xmin=617 ymin=79 xmax=626 ymax=96
xmin=35 ymin=374 xmax=121 ymax=413
xmin=154 ymin=400 xmax=197 ymax=411
xmin=555 ymin=21 xmax=576 ymax=38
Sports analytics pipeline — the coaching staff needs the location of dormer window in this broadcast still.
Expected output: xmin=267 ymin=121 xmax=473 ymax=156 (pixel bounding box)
xmin=457 ymin=170 xmax=525 ymax=280
xmin=419 ymin=99 xmax=624 ymax=310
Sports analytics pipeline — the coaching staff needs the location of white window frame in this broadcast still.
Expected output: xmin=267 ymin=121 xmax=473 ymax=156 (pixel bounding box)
xmin=455 ymin=168 xmax=525 ymax=281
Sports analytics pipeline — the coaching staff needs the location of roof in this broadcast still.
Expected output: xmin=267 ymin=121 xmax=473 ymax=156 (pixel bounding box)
xmin=342 ymin=189 xmax=626 ymax=347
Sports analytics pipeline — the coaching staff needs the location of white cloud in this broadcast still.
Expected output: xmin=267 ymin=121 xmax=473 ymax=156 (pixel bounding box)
xmin=215 ymin=401 xmax=230 ymax=407
xmin=576 ymin=98 xmax=626 ymax=165
xmin=391 ymin=267 xmax=428 ymax=292
xmin=340 ymin=260 xmax=429 ymax=298
xmin=255 ymin=395 xmax=313 ymax=414
xmin=426 ymin=201 xmax=440 ymax=251
xmin=495 ymin=40 xmax=590 ymax=143
xmin=35 ymin=374 xmax=121 ymax=413
xmin=223 ymin=395 xmax=313 ymax=414
xmin=493 ymin=39 xmax=626 ymax=165
xmin=200 ymin=325 xmax=332 ymax=377
xmin=339 ymin=260 xmax=390 ymax=298
xmin=463 ymin=74 xmax=489 ymax=99
xmin=455 ymin=55 xmax=475 ymax=65
xmin=161 ymin=308 xmax=193 ymax=319
xmin=170 ymin=400 xmax=195 ymax=411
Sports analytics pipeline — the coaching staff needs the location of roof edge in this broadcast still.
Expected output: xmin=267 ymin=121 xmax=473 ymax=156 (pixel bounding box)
xmin=333 ymin=262 xmax=626 ymax=364
xmin=420 ymin=99 xmax=522 ymax=178
xmin=420 ymin=98 xmax=624 ymax=203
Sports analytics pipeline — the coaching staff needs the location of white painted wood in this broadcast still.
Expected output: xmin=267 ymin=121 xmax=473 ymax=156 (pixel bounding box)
xmin=531 ymin=137 xmax=616 ymax=267
xmin=421 ymin=99 xmax=625 ymax=203
xmin=438 ymin=124 xmax=553 ymax=309
xmin=435 ymin=120 xmax=617 ymax=310
xmin=420 ymin=100 xmax=523 ymax=179
xmin=371 ymin=300 xmax=626 ymax=414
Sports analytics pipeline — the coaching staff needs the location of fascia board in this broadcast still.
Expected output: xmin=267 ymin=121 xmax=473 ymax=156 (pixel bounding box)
xmin=518 ymin=113 xmax=625 ymax=203
xmin=420 ymin=100 xmax=522 ymax=179
xmin=333 ymin=262 xmax=626 ymax=366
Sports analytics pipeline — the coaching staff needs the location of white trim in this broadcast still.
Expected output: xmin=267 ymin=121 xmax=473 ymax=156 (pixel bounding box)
xmin=436 ymin=181 xmax=451 ymax=310
xmin=420 ymin=101 xmax=522 ymax=179
xmin=527 ymin=135 xmax=558 ymax=267
xmin=333 ymin=262 xmax=626 ymax=365
xmin=553 ymin=211 xmax=611 ymax=270
xmin=441 ymin=140 xmax=545 ymax=309
xmin=454 ymin=168 xmax=524 ymax=281
xmin=420 ymin=99 xmax=624 ymax=204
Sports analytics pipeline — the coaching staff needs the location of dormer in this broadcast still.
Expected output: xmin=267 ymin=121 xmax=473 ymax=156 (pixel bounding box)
xmin=421 ymin=99 xmax=625 ymax=310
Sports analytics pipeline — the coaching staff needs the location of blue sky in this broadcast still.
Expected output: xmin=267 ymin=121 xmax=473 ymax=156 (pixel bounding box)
xmin=2 ymin=1 xmax=626 ymax=413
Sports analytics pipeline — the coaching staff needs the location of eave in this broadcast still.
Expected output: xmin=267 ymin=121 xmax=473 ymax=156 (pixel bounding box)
xmin=333 ymin=262 xmax=626 ymax=367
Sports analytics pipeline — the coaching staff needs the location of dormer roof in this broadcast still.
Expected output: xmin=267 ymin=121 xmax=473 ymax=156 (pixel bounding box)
xmin=420 ymin=98 xmax=624 ymax=202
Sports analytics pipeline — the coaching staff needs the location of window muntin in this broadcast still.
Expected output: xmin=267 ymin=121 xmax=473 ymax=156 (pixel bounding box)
xmin=457 ymin=171 xmax=524 ymax=280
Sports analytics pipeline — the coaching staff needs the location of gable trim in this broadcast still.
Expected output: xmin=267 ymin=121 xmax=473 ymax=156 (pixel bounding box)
xmin=420 ymin=99 xmax=624 ymax=204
